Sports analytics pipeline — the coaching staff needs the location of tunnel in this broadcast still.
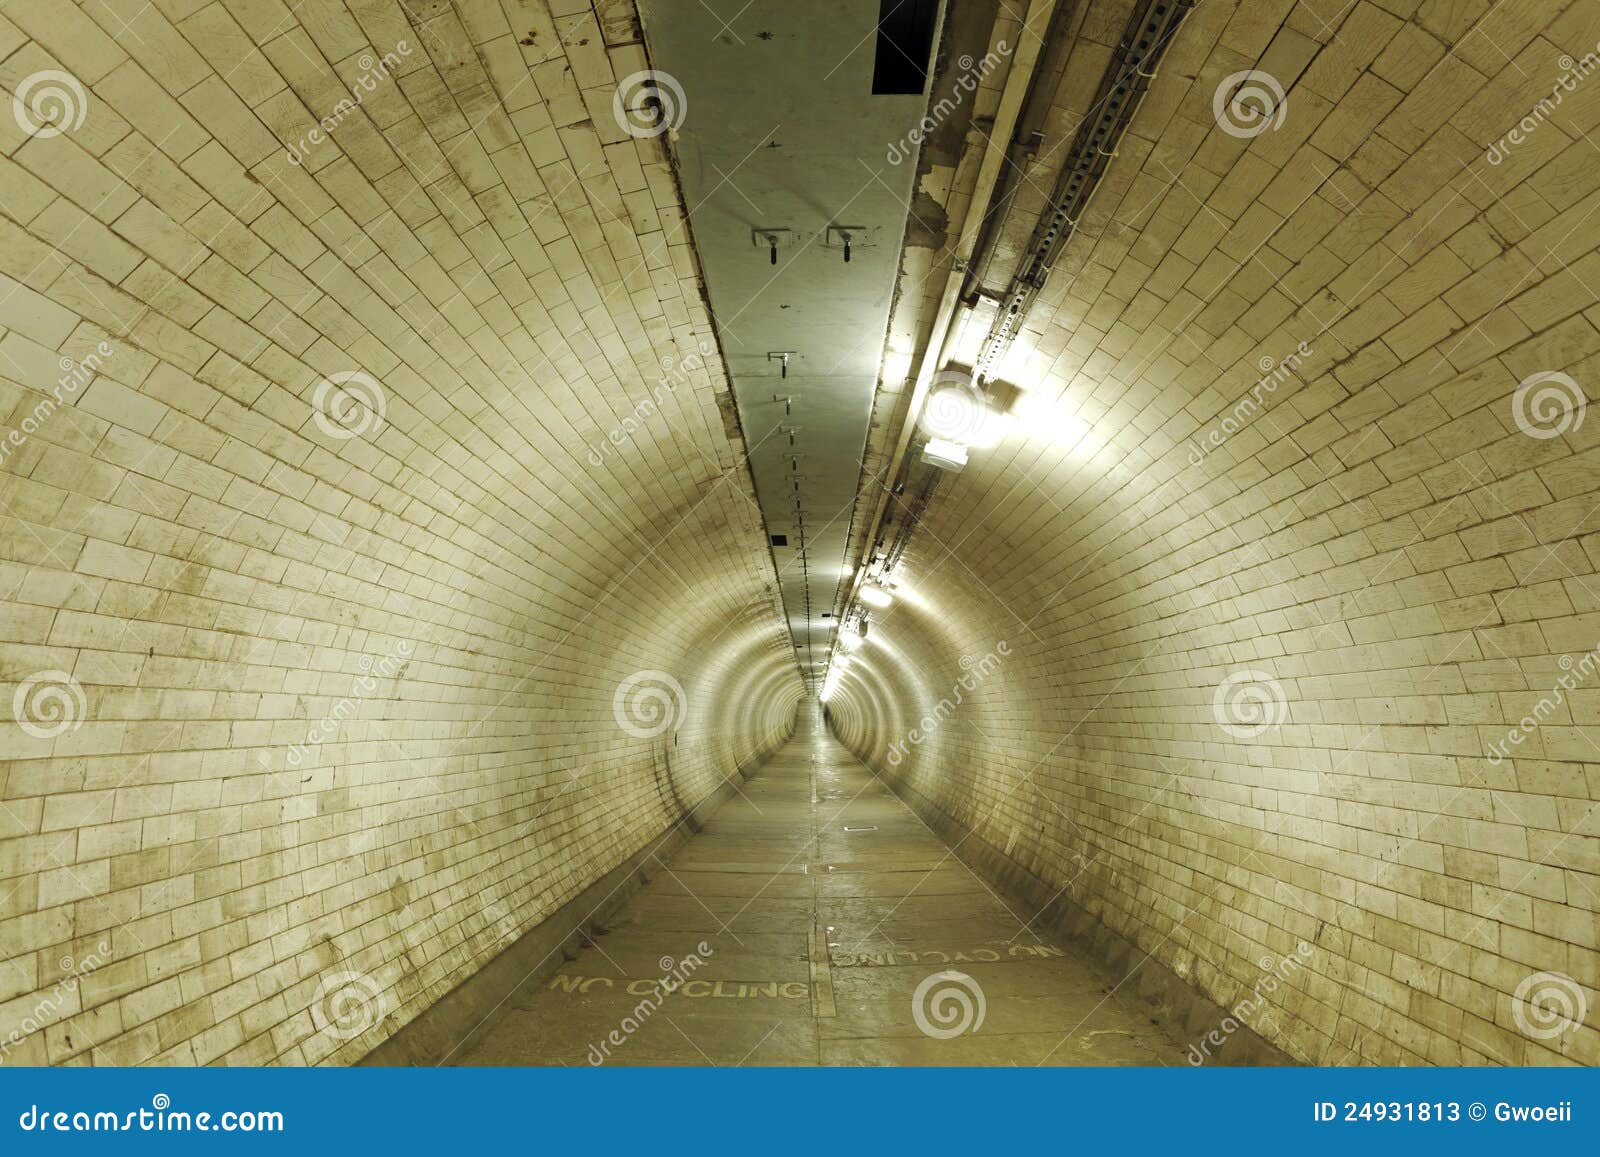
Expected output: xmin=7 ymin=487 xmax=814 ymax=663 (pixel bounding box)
xmin=0 ymin=0 xmax=1597 ymax=1078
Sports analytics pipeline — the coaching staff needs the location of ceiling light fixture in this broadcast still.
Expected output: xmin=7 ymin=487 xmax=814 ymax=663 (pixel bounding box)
xmin=921 ymin=437 xmax=969 ymax=471
xmin=919 ymin=369 xmax=1017 ymax=460
xmin=859 ymin=583 xmax=893 ymax=609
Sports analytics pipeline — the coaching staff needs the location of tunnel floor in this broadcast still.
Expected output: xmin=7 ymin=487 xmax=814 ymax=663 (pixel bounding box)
xmin=451 ymin=710 xmax=1190 ymax=1075
xmin=449 ymin=709 xmax=1189 ymax=1066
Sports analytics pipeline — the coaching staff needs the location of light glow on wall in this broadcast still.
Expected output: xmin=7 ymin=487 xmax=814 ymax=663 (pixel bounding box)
xmin=1011 ymin=387 xmax=1093 ymax=448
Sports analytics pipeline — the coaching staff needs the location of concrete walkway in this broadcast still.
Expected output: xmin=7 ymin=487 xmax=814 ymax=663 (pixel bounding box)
xmin=454 ymin=706 xmax=1190 ymax=1066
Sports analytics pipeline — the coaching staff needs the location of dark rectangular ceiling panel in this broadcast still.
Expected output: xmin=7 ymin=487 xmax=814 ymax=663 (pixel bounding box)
xmin=872 ymin=0 xmax=938 ymax=94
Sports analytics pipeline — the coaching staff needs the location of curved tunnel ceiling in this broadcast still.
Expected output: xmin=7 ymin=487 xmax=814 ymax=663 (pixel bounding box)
xmin=0 ymin=0 xmax=1595 ymax=1076
xmin=639 ymin=0 xmax=940 ymax=692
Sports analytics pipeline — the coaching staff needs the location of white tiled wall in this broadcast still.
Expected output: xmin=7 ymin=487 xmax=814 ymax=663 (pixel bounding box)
xmin=0 ymin=0 xmax=798 ymax=1065
xmin=831 ymin=0 xmax=1600 ymax=1067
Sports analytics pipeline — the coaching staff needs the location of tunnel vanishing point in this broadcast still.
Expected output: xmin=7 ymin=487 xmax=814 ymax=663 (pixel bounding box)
xmin=1 ymin=0 xmax=1598 ymax=1069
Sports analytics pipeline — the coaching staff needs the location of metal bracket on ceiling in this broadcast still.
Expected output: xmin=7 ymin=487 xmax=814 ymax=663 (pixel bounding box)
xmin=971 ymin=0 xmax=1195 ymax=381
xmin=752 ymin=226 xmax=794 ymax=264
xmin=824 ymin=224 xmax=875 ymax=264
xmin=767 ymin=350 xmax=797 ymax=378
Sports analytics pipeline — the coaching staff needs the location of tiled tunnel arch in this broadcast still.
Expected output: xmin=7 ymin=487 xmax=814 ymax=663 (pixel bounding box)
xmin=0 ymin=0 xmax=1597 ymax=1073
